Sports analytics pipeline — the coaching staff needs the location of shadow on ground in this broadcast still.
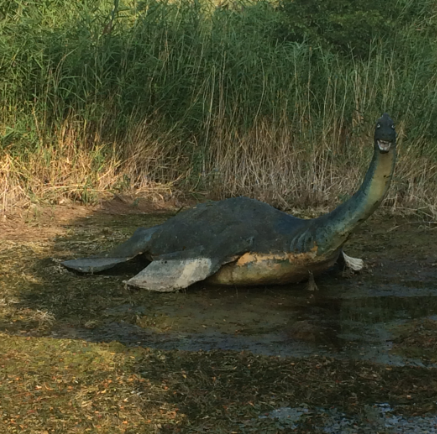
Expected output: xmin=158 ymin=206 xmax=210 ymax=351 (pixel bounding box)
xmin=1 ymin=196 xmax=437 ymax=432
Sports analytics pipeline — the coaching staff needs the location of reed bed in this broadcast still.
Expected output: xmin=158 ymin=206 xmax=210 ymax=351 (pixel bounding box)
xmin=1 ymin=0 xmax=437 ymax=213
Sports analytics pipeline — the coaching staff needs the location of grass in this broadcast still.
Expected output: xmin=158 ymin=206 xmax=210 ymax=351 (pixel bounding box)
xmin=2 ymin=334 xmax=437 ymax=433
xmin=0 ymin=335 xmax=174 ymax=433
xmin=1 ymin=0 xmax=437 ymax=213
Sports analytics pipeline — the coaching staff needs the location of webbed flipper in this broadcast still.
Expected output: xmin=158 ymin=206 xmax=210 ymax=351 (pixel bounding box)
xmin=126 ymin=257 xmax=219 ymax=292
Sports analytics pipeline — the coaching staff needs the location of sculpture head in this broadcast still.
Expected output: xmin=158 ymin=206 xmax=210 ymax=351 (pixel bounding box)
xmin=374 ymin=113 xmax=396 ymax=153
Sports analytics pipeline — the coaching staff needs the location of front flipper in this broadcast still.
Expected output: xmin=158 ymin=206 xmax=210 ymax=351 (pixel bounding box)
xmin=126 ymin=235 xmax=254 ymax=292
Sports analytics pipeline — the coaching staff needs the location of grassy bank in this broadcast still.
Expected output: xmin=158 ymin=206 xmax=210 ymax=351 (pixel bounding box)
xmin=1 ymin=0 xmax=437 ymax=212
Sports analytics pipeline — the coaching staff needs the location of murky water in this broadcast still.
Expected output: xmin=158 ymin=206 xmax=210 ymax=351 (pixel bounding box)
xmin=51 ymin=256 xmax=437 ymax=431
xmin=260 ymin=404 xmax=437 ymax=433
xmin=54 ymin=268 xmax=437 ymax=366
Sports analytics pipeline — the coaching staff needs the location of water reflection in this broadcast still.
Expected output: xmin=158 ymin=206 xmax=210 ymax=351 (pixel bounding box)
xmin=58 ymin=275 xmax=437 ymax=366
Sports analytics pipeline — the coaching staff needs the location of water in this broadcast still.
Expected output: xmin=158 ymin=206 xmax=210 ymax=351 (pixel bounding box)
xmin=59 ymin=282 xmax=436 ymax=367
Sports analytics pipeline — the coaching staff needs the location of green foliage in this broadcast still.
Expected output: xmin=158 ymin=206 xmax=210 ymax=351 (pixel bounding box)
xmin=276 ymin=0 xmax=437 ymax=58
xmin=1 ymin=0 xmax=437 ymax=207
xmin=2 ymin=0 xmax=436 ymax=133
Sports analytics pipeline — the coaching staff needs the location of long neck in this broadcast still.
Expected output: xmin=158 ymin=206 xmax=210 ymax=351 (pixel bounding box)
xmin=314 ymin=146 xmax=396 ymax=256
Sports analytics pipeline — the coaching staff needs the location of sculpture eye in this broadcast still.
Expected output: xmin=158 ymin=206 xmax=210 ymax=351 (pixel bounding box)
xmin=391 ymin=124 xmax=395 ymax=129
xmin=376 ymin=124 xmax=381 ymax=128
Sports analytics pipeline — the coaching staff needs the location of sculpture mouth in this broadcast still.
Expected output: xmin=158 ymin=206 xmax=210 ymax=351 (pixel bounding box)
xmin=377 ymin=140 xmax=392 ymax=153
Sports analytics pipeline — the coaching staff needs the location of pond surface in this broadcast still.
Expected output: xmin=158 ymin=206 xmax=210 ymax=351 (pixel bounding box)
xmin=2 ymin=205 xmax=437 ymax=364
xmin=61 ymin=263 xmax=437 ymax=367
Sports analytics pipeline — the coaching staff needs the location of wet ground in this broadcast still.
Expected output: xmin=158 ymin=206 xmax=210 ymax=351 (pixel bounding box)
xmin=1 ymin=199 xmax=437 ymax=432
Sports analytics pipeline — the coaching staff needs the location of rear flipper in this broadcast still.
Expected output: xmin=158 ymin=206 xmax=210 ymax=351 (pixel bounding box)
xmin=62 ymin=256 xmax=133 ymax=273
xmin=62 ymin=226 xmax=158 ymax=273
xmin=126 ymin=256 xmax=219 ymax=292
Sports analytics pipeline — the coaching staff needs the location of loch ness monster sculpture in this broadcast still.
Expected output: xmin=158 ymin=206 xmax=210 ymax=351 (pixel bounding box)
xmin=63 ymin=113 xmax=397 ymax=292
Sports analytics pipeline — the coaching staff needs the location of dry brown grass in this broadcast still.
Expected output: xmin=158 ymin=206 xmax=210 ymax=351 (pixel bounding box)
xmin=0 ymin=117 xmax=177 ymax=213
xmin=3 ymin=112 xmax=436 ymax=217
xmin=1 ymin=122 xmax=119 ymax=210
